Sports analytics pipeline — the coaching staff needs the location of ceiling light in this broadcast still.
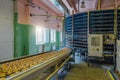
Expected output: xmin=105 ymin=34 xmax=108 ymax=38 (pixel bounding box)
xmin=81 ymin=1 xmax=85 ymax=8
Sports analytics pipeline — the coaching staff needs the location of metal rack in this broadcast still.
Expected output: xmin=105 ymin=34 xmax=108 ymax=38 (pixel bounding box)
xmin=89 ymin=10 xmax=115 ymax=58
xmin=118 ymin=10 xmax=120 ymax=39
xmin=65 ymin=16 xmax=72 ymax=46
xmin=64 ymin=9 xmax=118 ymax=63
xmin=73 ymin=12 xmax=88 ymax=51
xmin=65 ymin=12 xmax=88 ymax=57
xmin=89 ymin=10 xmax=114 ymax=34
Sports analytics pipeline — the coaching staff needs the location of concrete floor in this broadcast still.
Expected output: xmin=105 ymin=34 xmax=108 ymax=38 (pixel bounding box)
xmin=65 ymin=64 xmax=111 ymax=80
xmin=51 ymin=53 xmax=120 ymax=80
xmin=51 ymin=54 xmax=88 ymax=80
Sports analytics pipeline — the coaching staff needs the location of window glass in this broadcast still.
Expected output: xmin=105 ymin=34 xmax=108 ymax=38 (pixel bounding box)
xmin=50 ymin=29 xmax=56 ymax=42
xmin=60 ymin=32 xmax=62 ymax=42
xmin=36 ymin=26 xmax=45 ymax=44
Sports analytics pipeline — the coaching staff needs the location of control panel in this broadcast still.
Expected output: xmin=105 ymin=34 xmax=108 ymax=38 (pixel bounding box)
xmin=88 ymin=34 xmax=103 ymax=57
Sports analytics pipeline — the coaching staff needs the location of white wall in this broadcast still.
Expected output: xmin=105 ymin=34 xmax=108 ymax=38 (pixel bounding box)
xmin=0 ymin=0 xmax=14 ymax=60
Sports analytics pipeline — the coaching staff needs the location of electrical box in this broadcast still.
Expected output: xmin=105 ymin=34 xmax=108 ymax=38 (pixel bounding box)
xmin=117 ymin=40 xmax=120 ymax=72
xmin=88 ymin=34 xmax=103 ymax=57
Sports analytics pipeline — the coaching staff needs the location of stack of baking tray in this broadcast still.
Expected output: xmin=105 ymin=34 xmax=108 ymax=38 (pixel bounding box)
xmin=89 ymin=10 xmax=114 ymax=34
xmin=118 ymin=10 xmax=120 ymax=40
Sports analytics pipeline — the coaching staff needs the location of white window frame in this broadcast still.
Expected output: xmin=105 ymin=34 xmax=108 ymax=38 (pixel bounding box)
xmin=50 ymin=29 xmax=56 ymax=42
xmin=36 ymin=26 xmax=46 ymax=45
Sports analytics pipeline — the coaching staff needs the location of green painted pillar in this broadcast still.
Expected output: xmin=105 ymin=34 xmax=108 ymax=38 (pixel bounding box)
xmin=56 ymin=31 xmax=60 ymax=49
xmin=14 ymin=22 xmax=30 ymax=57
xmin=14 ymin=12 xmax=19 ymax=57
xmin=23 ymin=25 xmax=29 ymax=56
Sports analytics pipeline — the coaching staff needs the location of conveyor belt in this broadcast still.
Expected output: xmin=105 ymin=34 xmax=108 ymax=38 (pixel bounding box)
xmin=0 ymin=47 xmax=72 ymax=80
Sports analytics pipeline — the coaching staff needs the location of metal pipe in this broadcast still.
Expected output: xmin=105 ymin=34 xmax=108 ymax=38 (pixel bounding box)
xmin=72 ymin=10 xmax=74 ymax=47
xmin=107 ymin=70 xmax=115 ymax=80
xmin=55 ymin=64 xmax=58 ymax=80
xmin=87 ymin=11 xmax=90 ymax=37
xmin=115 ymin=0 xmax=118 ymax=9
xmin=14 ymin=0 xmax=18 ymax=58
xmin=114 ymin=9 xmax=117 ymax=71
xmin=30 ymin=13 xmax=64 ymax=17
xmin=78 ymin=0 xmax=80 ymax=12
xmin=113 ymin=2 xmax=120 ymax=71
xmin=87 ymin=10 xmax=90 ymax=65
xmin=62 ymin=11 xmax=66 ymax=46
xmin=57 ymin=0 xmax=70 ymax=14
xmin=14 ymin=0 xmax=18 ymax=13
xmin=72 ymin=10 xmax=75 ymax=62
xmin=114 ymin=4 xmax=120 ymax=71
xmin=67 ymin=0 xmax=77 ymax=12
xmin=98 ymin=0 xmax=101 ymax=10
xmin=46 ymin=56 xmax=71 ymax=80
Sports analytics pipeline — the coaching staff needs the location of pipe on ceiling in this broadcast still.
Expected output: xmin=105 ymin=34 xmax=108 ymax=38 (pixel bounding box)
xmin=32 ymin=0 xmax=60 ymax=16
xmin=78 ymin=0 xmax=80 ymax=12
xmin=57 ymin=0 xmax=70 ymax=14
xmin=66 ymin=0 xmax=78 ymax=12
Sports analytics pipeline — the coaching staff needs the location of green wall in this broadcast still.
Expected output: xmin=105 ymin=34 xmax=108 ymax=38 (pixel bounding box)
xmin=44 ymin=43 xmax=52 ymax=52
xmin=56 ymin=31 xmax=61 ymax=49
xmin=14 ymin=13 xmax=61 ymax=58
xmin=14 ymin=24 xmax=29 ymax=57
xmin=14 ymin=24 xmax=39 ymax=57
xmin=28 ymin=25 xmax=39 ymax=54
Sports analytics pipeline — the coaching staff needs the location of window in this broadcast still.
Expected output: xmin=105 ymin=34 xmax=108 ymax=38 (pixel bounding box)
xmin=36 ymin=26 xmax=46 ymax=44
xmin=50 ymin=0 xmax=64 ymax=13
xmin=46 ymin=28 xmax=50 ymax=43
xmin=50 ymin=29 xmax=56 ymax=42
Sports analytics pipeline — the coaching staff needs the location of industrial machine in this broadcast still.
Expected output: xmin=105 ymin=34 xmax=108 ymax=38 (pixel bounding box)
xmin=117 ymin=40 xmax=120 ymax=73
xmin=0 ymin=47 xmax=72 ymax=80
xmin=88 ymin=34 xmax=115 ymax=62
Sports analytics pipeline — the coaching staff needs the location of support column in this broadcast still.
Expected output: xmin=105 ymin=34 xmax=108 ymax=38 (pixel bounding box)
xmin=72 ymin=10 xmax=75 ymax=62
xmin=98 ymin=0 xmax=101 ymax=10
xmin=114 ymin=2 xmax=118 ymax=70
xmin=14 ymin=0 xmax=18 ymax=57
xmin=55 ymin=64 xmax=58 ymax=80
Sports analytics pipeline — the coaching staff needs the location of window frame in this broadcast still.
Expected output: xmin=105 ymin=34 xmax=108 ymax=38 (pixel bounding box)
xmin=36 ymin=26 xmax=46 ymax=45
xmin=50 ymin=29 xmax=56 ymax=43
xmin=45 ymin=28 xmax=50 ymax=43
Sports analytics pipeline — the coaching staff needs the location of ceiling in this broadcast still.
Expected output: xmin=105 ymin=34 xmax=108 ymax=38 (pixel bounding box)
xmin=19 ymin=0 xmax=120 ymax=16
xmin=41 ymin=0 xmax=120 ymax=15
xmin=62 ymin=0 xmax=120 ymax=14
